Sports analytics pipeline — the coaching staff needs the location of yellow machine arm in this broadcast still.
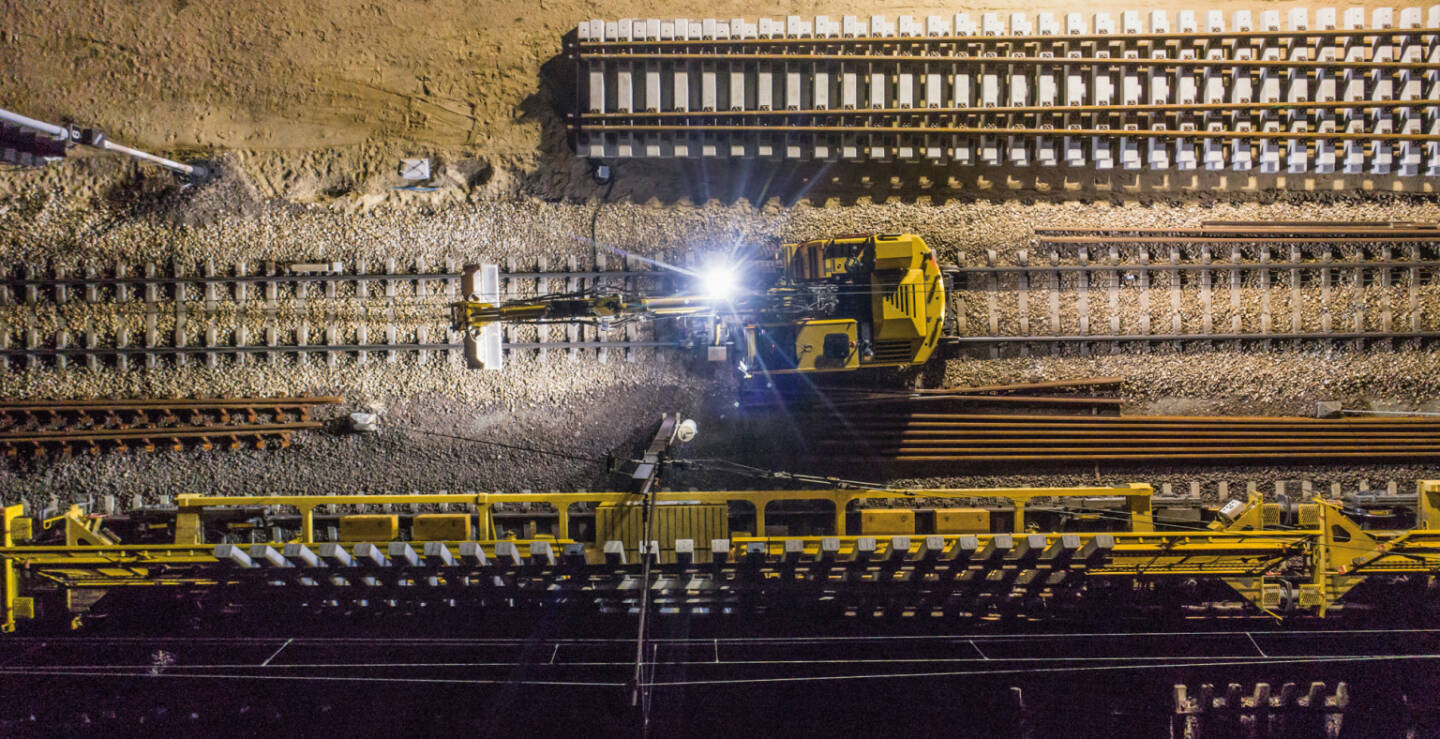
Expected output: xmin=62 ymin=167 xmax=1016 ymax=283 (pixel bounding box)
xmin=451 ymin=264 xmax=720 ymax=370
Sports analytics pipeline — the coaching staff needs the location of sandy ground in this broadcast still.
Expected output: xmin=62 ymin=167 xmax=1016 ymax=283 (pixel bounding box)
xmin=3 ymin=1 xmax=1440 ymax=507
xmin=4 ymin=0 xmax=1432 ymax=204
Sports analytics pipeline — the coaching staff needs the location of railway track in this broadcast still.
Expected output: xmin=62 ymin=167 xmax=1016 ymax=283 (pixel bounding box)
xmin=0 ymin=257 xmax=679 ymax=369
xmin=812 ymin=412 xmax=1440 ymax=463
xmin=573 ymin=10 xmax=1440 ymax=175
xmin=7 ymin=223 xmax=1440 ymax=367
xmin=0 ymin=396 xmax=340 ymax=458
xmin=951 ymin=222 xmax=1440 ymax=354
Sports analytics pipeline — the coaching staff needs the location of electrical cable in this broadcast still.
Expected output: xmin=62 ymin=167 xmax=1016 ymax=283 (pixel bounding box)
xmin=9 ymin=651 xmax=1437 ymax=690
xmin=641 ymin=652 xmax=1440 ymax=688
xmin=676 ymin=457 xmax=892 ymax=490
xmin=0 ymin=667 xmax=624 ymax=687
xmin=588 ymin=161 xmax=619 ymax=274
xmin=9 ymin=626 xmax=1440 ymax=645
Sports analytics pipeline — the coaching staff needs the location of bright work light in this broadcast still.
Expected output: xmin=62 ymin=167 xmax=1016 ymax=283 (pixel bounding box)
xmin=699 ymin=263 xmax=739 ymax=301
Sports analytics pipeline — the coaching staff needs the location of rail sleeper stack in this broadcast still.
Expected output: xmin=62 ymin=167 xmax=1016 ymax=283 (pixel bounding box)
xmin=574 ymin=8 xmax=1440 ymax=175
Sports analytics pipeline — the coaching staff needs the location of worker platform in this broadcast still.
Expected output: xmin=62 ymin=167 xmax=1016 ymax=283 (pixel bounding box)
xmin=8 ymin=482 xmax=1440 ymax=631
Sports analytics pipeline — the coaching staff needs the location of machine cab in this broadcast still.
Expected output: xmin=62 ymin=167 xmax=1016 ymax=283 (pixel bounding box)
xmin=739 ymin=233 xmax=946 ymax=375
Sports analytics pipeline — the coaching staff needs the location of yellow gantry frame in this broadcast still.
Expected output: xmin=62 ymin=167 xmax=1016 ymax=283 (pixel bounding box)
xmin=6 ymin=483 xmax=1440 ymax=629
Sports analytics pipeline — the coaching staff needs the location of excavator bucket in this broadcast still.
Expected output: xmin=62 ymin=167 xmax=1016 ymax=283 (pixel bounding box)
xmin=462 ymin=264 xmax=501 ymax=303
xmin=461 ymin=264 xmax=504 ymax=370
xmin=465 ymin=324 xmax=503 ymax=371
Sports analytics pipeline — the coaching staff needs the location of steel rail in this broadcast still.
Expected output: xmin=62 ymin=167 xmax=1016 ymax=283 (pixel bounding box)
xmin=577 ymin=27 xmax=1440 ymax=48
xmin=0 ymin=422 xmax=322 ymax=443
xmin=0 ymin=340 xmax=681 ymax=360
xmin=576 ymin=122 xmax=1440 ymax=141
xmin=579 ymin=52 xmax=1440 ymax=71
xmin=881 ymin=450 xmax=1440 ymax=461
xmin=1199 ymin=221 xmax=1440 ymax=228
xmin=0 ymin=423 xmax=319 ymax=456
xmin=957 ymin=259 xmax=1440 ymax=274
xmin=819 ymin=430 xmax=1440 ymax=439
xmin=1026 ymin=240 xmax=1440 ymax=248
xmin=843 ymin=442 xmax=1440 ymax=452
xmin=941 ymin=330 xmax=1440 ymax=345
xmin=580 ymin=98 xmax=1440 ymax=121
xmin=813 ymin=394 xmax=1125 ymax=407
xmin=1035 ymin=227 xmax=1440 ymax=236
xmin=830 ymin=423 xmax=1440 ymax=433
xmin=848 ymin=411 xmax=1440 ymax=423
xmin=912 ymin=377 xmax=1126 ymax=393
xmin=0 ymin=269 xmax=654 ymax=290
xmin=0 ymin=397 xmax=343 ymax=410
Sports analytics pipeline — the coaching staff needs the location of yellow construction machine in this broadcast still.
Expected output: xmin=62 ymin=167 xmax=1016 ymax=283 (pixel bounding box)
xmin=451 ymin=233 xmax=949 ymax=375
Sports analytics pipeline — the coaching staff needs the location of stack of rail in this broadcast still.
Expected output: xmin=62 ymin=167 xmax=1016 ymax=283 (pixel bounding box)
xmin=575 ymin=9 xmax=1440 ymax=175
xmin=746 ymin=377 xmax=1125 ymax=412
xmin=811 ymin=412 xmax=1440 ymax=463
xmin=0 ymin=396 xmax=339 ymax=458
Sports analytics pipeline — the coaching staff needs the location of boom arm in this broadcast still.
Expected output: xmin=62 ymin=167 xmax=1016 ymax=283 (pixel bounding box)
xmin=451 ymin=264 xmax=720 ymax=370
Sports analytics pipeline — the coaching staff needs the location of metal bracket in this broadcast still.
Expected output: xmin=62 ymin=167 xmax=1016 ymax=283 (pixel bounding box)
xmin=2 ymin=504 xmax=24 ymax=632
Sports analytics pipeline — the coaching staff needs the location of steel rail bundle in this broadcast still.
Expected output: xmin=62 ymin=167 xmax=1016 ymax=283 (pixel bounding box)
xmin=0 ymin=258 xmax=676 ymax=369
xmin=572 ymin=9 xmax=1440 ymax=175
xmin=8 ymin=483 xmax=1440 ymax=631
xmin=741 ymin=376 xmax=1127 ymax=411
xmin=953 ymin=222 xmax=1440 ymax=354
xmin=810 ymin=412 xmax=1440 ymax=463
xmin=0 ymin=396 xmax=340 ymax=458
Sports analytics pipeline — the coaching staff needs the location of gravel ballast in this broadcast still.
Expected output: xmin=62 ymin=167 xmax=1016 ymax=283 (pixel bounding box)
xmin=3 ymin=164 xmax=1440 ymax=506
